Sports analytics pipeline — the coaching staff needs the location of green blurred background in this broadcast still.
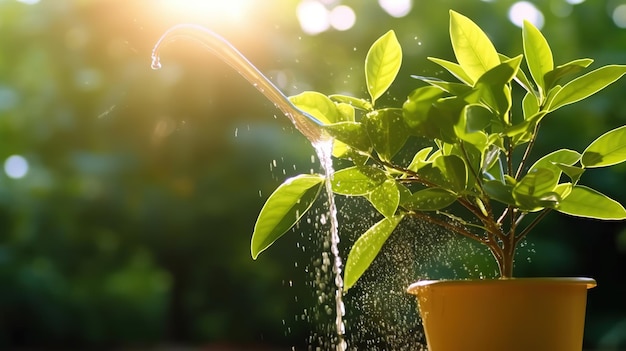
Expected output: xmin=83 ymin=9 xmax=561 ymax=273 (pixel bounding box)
xmin=1 ymin=0 xmax=625 ymax=349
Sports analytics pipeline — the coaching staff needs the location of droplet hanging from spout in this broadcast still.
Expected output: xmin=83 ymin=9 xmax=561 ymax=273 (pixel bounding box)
xmin=151 ymin=24 xmax=329 ymax=144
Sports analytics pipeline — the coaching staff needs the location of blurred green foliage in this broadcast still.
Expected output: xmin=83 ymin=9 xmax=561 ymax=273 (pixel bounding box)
xmin=0 ymin=0 xmax=625 ymax=349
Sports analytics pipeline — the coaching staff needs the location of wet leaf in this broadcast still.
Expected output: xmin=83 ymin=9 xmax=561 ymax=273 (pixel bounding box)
xmin=330 ymin=94 xmax=374 ymax=111
xmin=344 ymin=215 xmax=404 ymax=291
xmin=289 ymin=91 xmax=338 ymax=124
xmin=363 ymin=108 xmax=409 ymax=161
xmin=332 ymin=166 xmax=386 ymax=196
xmin=368 ymin=179 xmax=400 ymax=218
xmin=251 ymin=174 xmax=324 ymax=259
xmin=403 ymin=188 xmax=458 ymax=211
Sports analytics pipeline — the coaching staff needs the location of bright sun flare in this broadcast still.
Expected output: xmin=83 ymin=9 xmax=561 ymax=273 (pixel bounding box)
xmin=160 ymin=0 xmax=253 ymax=22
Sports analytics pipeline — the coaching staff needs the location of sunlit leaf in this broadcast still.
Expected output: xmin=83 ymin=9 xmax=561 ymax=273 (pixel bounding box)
xmin=368 ymin=179 xmax=400 ymax=218
xmin=427 ymin=57 xmax=473 ymax=85
xmin=471 ymin=56 xmax=521 ymax=119
xmin=408 ymin=147 xmax=434 ymax=172
xmin=323 ymin=122 xmax=371 ymax=152
xmin=449 ymin=10 xmax=500 ymax=83
xmin=529 ymin=149 xmax=581 ymax=174
xmin=365 ymin=30 xmax=402 ymax=105
xmin=522 ymin=92 xmax=539 ymax=119
xmin=557 ymin=185 xmax=626 ymax=220
xmin=523 ymin=20 xmax=553 ymax=99
xmin=581 ymin=125 xmax=626 ymax=168
xmin=499 ymin=53 xmax=535 ymax=94
xmin=513 ymin=168 xmax=559 ymax=211
xmin=344 ymin=215 xmax=404 ymax=291
xmin=251 ymin=174 xmax=324 ymax=259
xmin=411 ymin=75 xmax=473 ymax=95
xmin=332 ymin=166 xmax=386 ymax=196
xmin=289 ymin=91 xmax=338 ymax=124
xmin=544 ymin=58 xmax=594 ymax=90
xmin=335 ymin=102 xmax=355 ymax=122
xmin=549 ymin=65 xmax=626 ymax=112
xmin=330 ymin=94 xmax=374 ymax=111
xmin=403 ymin=188 xmax=458 ymax=211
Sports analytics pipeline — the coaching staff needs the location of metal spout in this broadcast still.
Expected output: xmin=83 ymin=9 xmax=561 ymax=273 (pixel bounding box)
xmin=151 ymin=24 xmax=328 ymax=143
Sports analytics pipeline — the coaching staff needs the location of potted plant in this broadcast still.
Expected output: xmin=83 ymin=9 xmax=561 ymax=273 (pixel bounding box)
xmin=250 ymin=10 xmax=626 ymax=350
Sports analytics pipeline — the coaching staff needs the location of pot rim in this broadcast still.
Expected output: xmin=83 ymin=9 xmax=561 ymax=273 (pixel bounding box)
xmin=407 ymin=277 xmax=597 ymax=294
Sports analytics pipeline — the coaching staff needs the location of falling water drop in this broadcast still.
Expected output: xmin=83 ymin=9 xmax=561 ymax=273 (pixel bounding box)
xmin=151 ymin=54 xmax=162 ymax=70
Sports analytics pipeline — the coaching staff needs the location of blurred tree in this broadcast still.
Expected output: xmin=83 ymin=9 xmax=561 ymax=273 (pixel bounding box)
xmin=0 ymin=0 xmax=624 ymax=349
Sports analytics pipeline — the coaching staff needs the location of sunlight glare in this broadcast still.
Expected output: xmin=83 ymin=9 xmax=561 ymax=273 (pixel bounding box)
xmin=330 ymin=5 xmax=356 ymax=31
xmin=508 ymin=1 xmax=545 ymax=29
xmin=297 ymin=0 xmax=330 ymax=35
xmin=160 ymin=0 xmax=253 ymax=22
xmin=378 ymin=0 xmax=413 ymax=18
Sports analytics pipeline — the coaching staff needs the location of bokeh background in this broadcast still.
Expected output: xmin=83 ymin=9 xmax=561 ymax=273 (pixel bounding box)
xmin=1 ymin=0 xmax=625 ymax=349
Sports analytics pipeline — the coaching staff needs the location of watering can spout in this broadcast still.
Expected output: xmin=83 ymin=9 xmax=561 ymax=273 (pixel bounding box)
xmin=151 ymin=24 xmax=328 ymax=143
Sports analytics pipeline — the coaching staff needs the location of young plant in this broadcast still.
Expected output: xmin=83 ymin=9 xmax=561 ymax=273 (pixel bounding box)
xmin=251 ymin=10 xmax=626 ymax=289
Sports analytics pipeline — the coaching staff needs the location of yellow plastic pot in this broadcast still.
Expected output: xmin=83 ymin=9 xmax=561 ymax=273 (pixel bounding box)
xmin=407 ymin=278 xmax=596 ymax=351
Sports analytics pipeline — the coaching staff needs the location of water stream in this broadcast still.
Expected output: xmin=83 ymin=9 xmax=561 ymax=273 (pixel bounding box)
xmin=152 ymin=25 xmax=346 ymax=350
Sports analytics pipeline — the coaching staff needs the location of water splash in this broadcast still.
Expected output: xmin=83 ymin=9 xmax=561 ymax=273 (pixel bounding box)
xmin=313 ymin=139 xmax=346 ymax=351
xmin=151 ymin=24 xmax=327 ymax=144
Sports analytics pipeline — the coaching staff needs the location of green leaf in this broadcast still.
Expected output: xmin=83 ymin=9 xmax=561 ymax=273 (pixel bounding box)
xmin=332 ymin=166 xmax=386 ymax=196
xmin=544 ymin=58 xmax=594 ymax=90
xmin=408 ymin=147 xmax=434 ymax=172
xmin=499 ymin=53 xmax=535 ymax=94
xmin=555 ymin=164 xmax=585 ymax=184
xmin=289 ymin=91 xmax=338 ymax=124
xmin=251 ymin=174 xmax=324 ymax=259
xmin=427 ymin=57 xmax=473 ymax=85
xmin=557 ymin=185 xmax=626 ymax=220
xmin=513 ymin=168 xmax=559 ymax=211
xmin=522 ymin=91 xmax=539 ymax=119
xmin=344 ymin=215 xmax=404 ymax=291
xmin=411 ymin=75 xmax=473 ymax=95
xmin=483 ymin=180 xmax=515 ymax=205
xmin=335 ymin=102 xmax=355 ymax=122
xmin=368 ymin=179 xmax=400 ymax=218
xmin=330 ymin=94 xmax=374 ymax=111
xmin=449 ymin=10 xmax=500 ymax=83
xmin=402 ymin=86 xmax=449 ymax=138
xmin=323 ymin=121 xmax=371 ymax=152
xmin=403 ymin=188 xmax=458 ymax=211
xmin=549 ymin=65 xmax=626 ymax=112
xmin=529 ymin=149 xmax=581 ymax=174
xmin=365 ymin=30 xmax=402 ymax=105
xmin=581 ymin=125 xmax=626 ymax=168
xmin=523 ymin=20 xmax=553 ymax=99
xmin=434 ymin=154 xmax=468 ymax=191
xmin=363 ymin=108 xmax=409 ymax=161
xmin=470 ymin=56 xmax=521 ymax=119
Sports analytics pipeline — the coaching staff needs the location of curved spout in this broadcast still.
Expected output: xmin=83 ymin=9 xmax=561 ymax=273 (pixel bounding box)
xmin=151 ymin=24 xmax=328 ymax=143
